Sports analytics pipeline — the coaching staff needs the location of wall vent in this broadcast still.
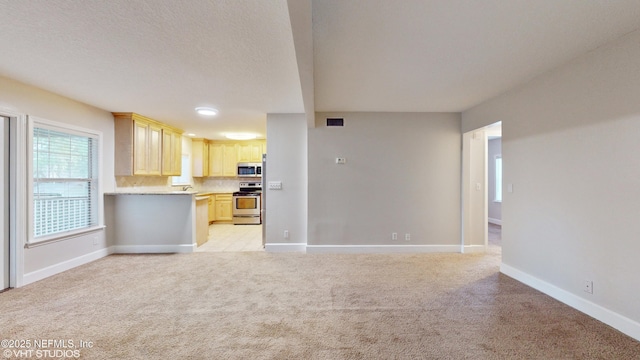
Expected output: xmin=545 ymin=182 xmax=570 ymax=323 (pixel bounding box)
xmin=326 ymin=118 xmax=344 ymax=127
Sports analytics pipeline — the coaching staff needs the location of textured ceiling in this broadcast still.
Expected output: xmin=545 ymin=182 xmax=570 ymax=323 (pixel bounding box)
xmin=313 ymin=0 xmax=640 ymax=112
xmin=0 ymin=0 xmax=303 ymax=139
xmin=1 ymin=1 xmax=640 ymax=138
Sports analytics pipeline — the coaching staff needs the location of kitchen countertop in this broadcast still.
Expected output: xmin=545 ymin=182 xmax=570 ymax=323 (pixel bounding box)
xmin=105 ymin=190 xmax=234 ymax=196
xmin=105 ymin=191 xmax=199 ymax=195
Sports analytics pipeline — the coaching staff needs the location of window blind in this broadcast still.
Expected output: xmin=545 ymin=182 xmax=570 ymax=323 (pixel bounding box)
xmin=32 ymin=127 xmax=98 ymax=238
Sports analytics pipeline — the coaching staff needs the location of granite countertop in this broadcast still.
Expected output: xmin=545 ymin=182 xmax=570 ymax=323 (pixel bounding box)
xmin=105 ymin=190 xmax=235 ymax=196
xmin=105 ymin=191 xmax=199 ymax=195
xmin=196 ymin=191 xmax=235 ymax=196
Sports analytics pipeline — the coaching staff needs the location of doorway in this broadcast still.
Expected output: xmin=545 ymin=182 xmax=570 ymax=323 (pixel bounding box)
xmin=462 ymin=122 xmax=501 ymax=253
xmin=1 ymin=115 xmax=9 ymax=291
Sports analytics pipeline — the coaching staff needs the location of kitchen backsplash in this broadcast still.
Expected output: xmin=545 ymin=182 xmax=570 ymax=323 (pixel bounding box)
xmin=195 ymin=178 xmax=240 ymax=193
xmin=115 ymin=176 xmax=172 ymax=191
xmin=115 ymin=176 xmax=242 ymax=193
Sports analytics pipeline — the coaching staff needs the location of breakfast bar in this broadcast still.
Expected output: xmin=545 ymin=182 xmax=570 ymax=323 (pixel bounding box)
xmin=104 ymin=191 xmax=208 ymax=253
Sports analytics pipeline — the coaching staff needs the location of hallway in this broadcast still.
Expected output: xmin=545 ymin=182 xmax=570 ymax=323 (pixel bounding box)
xmin=488 ymin=222 xmax=502 ymax=254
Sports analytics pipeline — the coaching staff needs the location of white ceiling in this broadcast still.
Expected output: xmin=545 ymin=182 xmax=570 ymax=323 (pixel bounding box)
xmin=313 ymin=0 xmax=640 ymax=112
xmin=1 ymin=1 xmax=640 ymax=138
xmin=0 ymin=0 xmax=303 ymax=139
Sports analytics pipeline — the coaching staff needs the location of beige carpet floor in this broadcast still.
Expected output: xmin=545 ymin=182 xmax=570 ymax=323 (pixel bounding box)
xmin=1 ymin=236 xmax=639 ymax=359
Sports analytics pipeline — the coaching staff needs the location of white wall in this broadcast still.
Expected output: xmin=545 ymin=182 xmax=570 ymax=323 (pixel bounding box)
xmin=308 ymin=112 xmax=461 ymax=251
xmin=264 ymin=113 xmax=307 ymax=249
xmin=0 ymin=75 xmax=115 ymax=285
xmin=105 ymin=194 xmax=195 ymax=253
xmin=462 ymin=30 xmax=640 ymax=339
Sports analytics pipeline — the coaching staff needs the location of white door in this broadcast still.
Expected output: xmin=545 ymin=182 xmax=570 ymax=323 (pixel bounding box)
xmin=0 ymin=116 xmax=8 ymax=290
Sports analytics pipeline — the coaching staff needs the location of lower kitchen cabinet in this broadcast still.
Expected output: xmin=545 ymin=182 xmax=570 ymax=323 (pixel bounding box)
xmin=207 ymin=195 xmax=216 ymax=223
xmin=215 ymin=194 xmax=233 ymax=222
xmin=195 ymin=196 xmax=209 ymax=247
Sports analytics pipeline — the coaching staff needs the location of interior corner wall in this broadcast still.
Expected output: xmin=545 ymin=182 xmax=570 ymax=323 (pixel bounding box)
xmin=0 ymin=75 xmax=115 ymax=284
xmin=462 ymin=30 xmax=640 ymax=337
xmin=265 ymin=113 xmax=307 ymax=246
xmin=309 ymin=112 xmax=461 ymax=249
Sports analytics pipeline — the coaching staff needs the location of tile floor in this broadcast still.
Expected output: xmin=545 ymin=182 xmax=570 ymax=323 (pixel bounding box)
xmin=196 ymin=223 xmax=263 ymax=252
xmin=197 ymin=223 xmax=501 ymax=253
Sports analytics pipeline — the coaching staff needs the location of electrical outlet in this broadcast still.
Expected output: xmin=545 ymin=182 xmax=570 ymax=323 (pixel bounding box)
xmin=335 ymin=157 xmax=347 ymax=164
xmin=584 ymin=280 xmax=593 ymax=294
xmin=284 ymin=230 xmax=289 ymax=239
xmin=92 ymin=236 xmax=98 ymax=246
xmin=392 ymin=232 xmax=398 ymax=240
xmin=405 ymin=233 xmax=411 ymax=241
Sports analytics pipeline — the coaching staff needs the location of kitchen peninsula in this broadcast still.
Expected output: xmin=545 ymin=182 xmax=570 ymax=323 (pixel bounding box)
xmin=104 ymin=191 xmax=210 ymax=253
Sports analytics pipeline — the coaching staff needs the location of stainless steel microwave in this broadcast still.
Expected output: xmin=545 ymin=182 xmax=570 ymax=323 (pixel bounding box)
xmin=237 ymin=162 xmax=262 ymax=177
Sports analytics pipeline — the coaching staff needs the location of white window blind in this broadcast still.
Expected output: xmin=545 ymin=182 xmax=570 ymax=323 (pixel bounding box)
xmin=32 ymin=126 xmax=98 ymax=239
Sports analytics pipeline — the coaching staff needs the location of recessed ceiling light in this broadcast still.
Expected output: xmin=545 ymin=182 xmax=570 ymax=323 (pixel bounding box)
xmin=186 ymin=133 xmax=196 ymax=137
xmin=195 ymin=107 xmax=218 ymax=116
xmin=225 ymin=133 xmax=257 ymax=140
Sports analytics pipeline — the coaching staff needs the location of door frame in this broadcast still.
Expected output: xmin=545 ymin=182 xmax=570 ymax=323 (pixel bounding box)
xmin=1 ymin=108 xmax=27 ymax=288
xmin=0 ymin=114 xmax=7 ymax=290
xmin=461 ymin=121 xmax=502 ymax=253
xmin=461 ymin=128 xmax=488 ymax=253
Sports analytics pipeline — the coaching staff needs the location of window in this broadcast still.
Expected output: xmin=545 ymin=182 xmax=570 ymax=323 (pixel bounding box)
xmin=171 ymin=154 xmax=191 ymax=186
xmin=495 ymin=155 xmax=502 ymax=202
xmin=31 ymin=122 xmax=99 ymax=241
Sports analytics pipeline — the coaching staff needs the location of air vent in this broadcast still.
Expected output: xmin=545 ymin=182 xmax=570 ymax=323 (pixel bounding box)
xmin=326 ymin=118 xmax=344 ymax=127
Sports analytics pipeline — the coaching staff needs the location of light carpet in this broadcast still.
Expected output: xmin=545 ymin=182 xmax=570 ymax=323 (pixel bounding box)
xmin=1 ymin=249 xmax=639 ymax=359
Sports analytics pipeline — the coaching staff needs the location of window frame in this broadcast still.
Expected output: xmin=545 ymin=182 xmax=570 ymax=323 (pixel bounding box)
xmin=27 ymin=116 xmax=104 ymax=245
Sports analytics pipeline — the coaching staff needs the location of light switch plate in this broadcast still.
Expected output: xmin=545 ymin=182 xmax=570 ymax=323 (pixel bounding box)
xmin=268 ymin=181 xmax=282 ymax=190
xmin=336 ymin=157 xmax=346 ymax=164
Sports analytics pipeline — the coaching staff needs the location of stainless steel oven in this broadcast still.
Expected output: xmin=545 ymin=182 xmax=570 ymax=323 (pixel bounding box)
xmin=233 ymin=182 xmax=261 ymax=224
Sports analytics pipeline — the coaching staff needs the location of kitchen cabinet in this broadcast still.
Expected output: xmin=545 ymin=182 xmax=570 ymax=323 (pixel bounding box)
xmin=237 ymin=140 xmax=266 ymax=163
xmin=195 ymin=196 xmax=209 ymax=247
xmin=223 ymin=144 xmax=238 ymax=176
xmin=215 ymin=194 xmax=233 ymax=222
xmin=162 ymin=128 xmax=182 ymax=176
xmin=208 ymin=195 xmax=215 ymax=223
xmin=191 ymin=138 xmax=209 ymax=177
xmin=208 ymin=142 xmax=237 ymax=177
xmin=113 ymin=112 xmax=183 ymax=176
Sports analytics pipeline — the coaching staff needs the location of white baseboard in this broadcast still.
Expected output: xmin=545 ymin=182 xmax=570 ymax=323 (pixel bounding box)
xmin=22 ymin=248 xmax=110 ymax=286
xmin=111 ymin=244 xmax=196 ymax=254
xmin=500 ymin=263 xmax=640 ymax=342
xmin=306 ymin=244 xmax=460 ymax=254
xmin=264 ymin=243 xmax=307 ymax=253
xmin=463 ymin=245 xmax=486 ymax=253
xmin=488 ymin=217 xmax=502 ymax=225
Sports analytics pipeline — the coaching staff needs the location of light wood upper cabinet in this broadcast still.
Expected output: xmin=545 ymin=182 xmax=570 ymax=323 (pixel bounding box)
xmin=208 ymin=142 xmax=237 ymax=177
xmin=191 ymin=138 xmax=209 ymax=177
xmin=193 ymin=139 xmax=266 ymax=178
xmin=223 ymin=144 xmax=238 ymax=176
xmin=114 ymin=112 xmax=182 ymax=176
xmin=208 ymin=143 xmax=223 ymax=177
xmin=162 ymin=128 xmax=182 ymax=176
xmin=237 ymin=141 xmax=265 ymax=163
xmin=148 ymin=123 xmax=162 ymax=175
xmin=133 ymin=120 xmax=148 ymax=175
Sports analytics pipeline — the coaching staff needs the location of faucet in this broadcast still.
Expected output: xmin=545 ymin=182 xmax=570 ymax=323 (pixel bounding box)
xmin=182 ymin=185 xmax=193 ymax=191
